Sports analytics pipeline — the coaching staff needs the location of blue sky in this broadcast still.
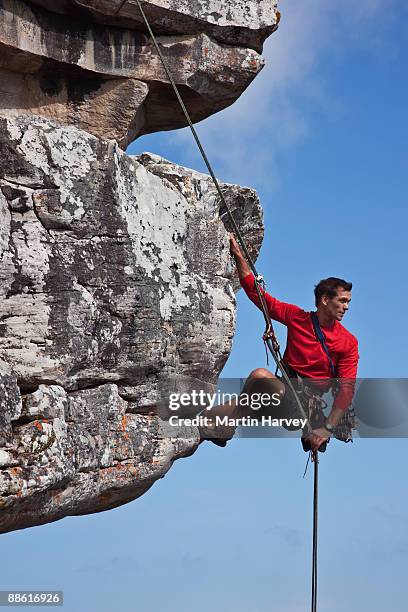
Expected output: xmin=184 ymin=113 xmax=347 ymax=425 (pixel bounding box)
xmin=2 ymin=1 xmax=408 ymax=610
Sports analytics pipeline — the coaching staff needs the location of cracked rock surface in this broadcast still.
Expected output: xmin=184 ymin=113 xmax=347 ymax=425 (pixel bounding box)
xmin=29 ymin=1 xmax=279 ymax=51
xmin=0 ymin=116 xmax=263 ymax=533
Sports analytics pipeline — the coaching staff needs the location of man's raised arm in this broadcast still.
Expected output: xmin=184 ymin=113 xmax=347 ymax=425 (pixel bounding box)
xmin=230 ymin=234 xmax=251 ymax=279
xmin=229 ymin=234 xmax=299 ymax=326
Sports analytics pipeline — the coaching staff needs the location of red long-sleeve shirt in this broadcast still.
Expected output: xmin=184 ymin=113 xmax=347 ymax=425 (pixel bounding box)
xmin=240 ymin=273 xmax=359 ymax=411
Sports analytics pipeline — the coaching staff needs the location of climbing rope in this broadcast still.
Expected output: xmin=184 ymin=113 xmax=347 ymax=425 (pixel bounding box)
xmin=311 ymin=451 xmax=319 ymax=612
xmin=131 ymin=3 xmax=321 ymax=609
xmin=132 ymin=0 xmax=312 ymax=432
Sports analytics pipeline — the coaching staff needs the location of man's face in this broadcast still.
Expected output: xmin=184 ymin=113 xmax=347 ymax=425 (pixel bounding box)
xmin=322 ymin=287 xmax=352 ymax=321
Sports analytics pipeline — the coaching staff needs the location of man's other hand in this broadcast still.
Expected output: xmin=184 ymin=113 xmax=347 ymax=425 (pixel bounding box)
xmin=305 ymin=427 xmax=330 ymax=452
xmin=229 ymin=234 xmax=242 ymax=258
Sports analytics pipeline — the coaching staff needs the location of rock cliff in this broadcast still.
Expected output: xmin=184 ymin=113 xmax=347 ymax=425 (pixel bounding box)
xmin=0 ymin=1 xmax=278 ymax=533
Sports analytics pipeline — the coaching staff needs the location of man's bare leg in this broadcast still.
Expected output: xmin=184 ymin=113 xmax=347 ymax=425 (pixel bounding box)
xmin=199 ymin=368 xmax=286 ymax=443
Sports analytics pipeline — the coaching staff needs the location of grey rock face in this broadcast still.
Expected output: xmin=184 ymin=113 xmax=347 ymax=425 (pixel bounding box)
xmin=0 ymin=368 xmax=22 ymax=447
xmin=0 ymin=0 xmax=278 ymax=147
xmin=0 ymin=378 xmax=200 ymax=533
xmin=0 ymin=116 xmax=263 ymax=533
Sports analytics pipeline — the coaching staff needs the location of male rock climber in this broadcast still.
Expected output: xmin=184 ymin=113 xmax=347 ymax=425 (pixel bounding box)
xmin=201 ymin=234 xmax=359 ymax=451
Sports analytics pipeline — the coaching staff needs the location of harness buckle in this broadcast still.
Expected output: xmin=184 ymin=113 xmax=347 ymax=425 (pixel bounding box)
xmin=255 ymin=274 xmax=266 ymax=290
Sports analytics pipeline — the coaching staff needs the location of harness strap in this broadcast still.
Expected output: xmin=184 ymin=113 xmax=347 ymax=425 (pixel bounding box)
xmin=311 ymin=312 xmax=336 ymax=377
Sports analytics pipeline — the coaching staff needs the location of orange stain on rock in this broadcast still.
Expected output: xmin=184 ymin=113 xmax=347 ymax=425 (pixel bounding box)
xmin=121 ymin=415 xmax=129 ymax=440
xmin=98 ymin=492 xmax=112 ymax=503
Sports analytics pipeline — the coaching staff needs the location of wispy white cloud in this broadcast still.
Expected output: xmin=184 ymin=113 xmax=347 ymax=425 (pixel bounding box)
xmin=174 ymin=0 xmax=403 ymax=191
xmin=264 ymin=523 xmax=305 ymax=548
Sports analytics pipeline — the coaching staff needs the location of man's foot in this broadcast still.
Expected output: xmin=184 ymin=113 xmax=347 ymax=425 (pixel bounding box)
xmin=198 ymin=421 xmax=235 ymax=447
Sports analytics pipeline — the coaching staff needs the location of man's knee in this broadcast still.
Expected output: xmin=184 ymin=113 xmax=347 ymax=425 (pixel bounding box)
xmin=248 ymin=368 xmax=275 ymax=380
xmin=244 ymin=368 xmax=286 ymax=398
xmin=238 ymin=368 xmax=286 ymax=419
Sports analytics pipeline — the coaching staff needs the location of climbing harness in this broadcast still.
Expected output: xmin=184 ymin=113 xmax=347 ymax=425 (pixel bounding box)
xmin=131 ymin=3 xmax=328 ymax=609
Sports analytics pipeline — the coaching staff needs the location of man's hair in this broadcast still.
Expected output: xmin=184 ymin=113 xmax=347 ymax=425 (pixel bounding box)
xmin=314 ymin=277 xmax=352 ymax=307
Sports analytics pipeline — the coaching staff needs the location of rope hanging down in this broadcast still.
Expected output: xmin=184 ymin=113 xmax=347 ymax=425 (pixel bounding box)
xmin=311 ymin=451 xmax=319 ymax=612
